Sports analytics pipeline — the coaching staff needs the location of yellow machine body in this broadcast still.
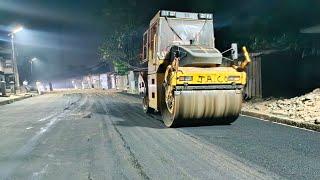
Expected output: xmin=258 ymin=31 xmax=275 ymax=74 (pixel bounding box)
xmin=141 ymin=10 xmax=250 ymax=127
xmin=170 ymin=67 xmax=246 ymax=86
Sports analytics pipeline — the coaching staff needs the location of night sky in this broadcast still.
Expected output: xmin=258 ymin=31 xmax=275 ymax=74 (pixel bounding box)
xmin=0 ymin=0 xmax=319 ymax=80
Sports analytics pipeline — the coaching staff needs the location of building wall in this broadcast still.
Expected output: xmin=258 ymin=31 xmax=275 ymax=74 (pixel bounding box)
xmin=100 ymin=73 xmax=109 ymax=89
xmin=65 ymin=72 xmax=139 ymax=93
xmin=52 ymin=79 xmax=74 ymax=89
xmin=116 ymin=75 xmax=128 ymax=90
xmin=91 ymin=75 xmax=101 ymax=88
xmin=109 ymin=74 xmax=116 ymax=89
xmin=245 ymin=55 xmax=262 ymax=99
xmin=0 ymin=57 xmax=4 ymax=73
xmin=4 ymin=59 xmax=13 ymax=74
xmin=128 ymin=71 xmax=139 ymax=94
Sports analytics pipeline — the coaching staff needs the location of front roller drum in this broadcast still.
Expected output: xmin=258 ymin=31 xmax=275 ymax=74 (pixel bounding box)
xmin=161 ymin=89 xmax=243 ymax=127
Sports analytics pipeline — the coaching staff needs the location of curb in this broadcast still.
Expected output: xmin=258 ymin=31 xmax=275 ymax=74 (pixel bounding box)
xmin=241 ymin=110 xmax=320 ymax=132
xmin=0 ymin=95 xmax=34 ymax=106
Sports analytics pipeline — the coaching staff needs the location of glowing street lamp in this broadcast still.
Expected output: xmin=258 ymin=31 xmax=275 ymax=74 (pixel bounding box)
xmin=29 ymin=57 xmax=38 ymax=75
xmin=11 ymin=26 xmax=24 ymax=34
xmin=8 ymin=25 xmax=24 ymax=93
xmin=31 ymin=57 xmax=37 ymax=61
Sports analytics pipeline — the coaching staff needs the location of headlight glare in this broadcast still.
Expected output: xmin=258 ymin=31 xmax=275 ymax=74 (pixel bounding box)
xmin=228 ymin=76 xmax=241 ymax=81
xmin=179 ymin=76 xmax=193 ymax=81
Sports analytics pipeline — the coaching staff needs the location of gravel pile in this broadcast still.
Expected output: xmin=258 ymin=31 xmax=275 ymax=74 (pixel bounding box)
xmin=266 ymin=89 xmax=320 ymax=124
xmin=243 ymin=89 xmax=320 ymax=125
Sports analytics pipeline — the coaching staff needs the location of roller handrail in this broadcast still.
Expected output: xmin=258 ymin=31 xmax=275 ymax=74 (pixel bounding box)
xmin=232 ymin=46 xmax=251 ymax=71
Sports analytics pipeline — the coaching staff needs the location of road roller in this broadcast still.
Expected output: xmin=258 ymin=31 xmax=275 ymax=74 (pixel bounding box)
xmin=140 ymin=10 xmax=251 ymax=127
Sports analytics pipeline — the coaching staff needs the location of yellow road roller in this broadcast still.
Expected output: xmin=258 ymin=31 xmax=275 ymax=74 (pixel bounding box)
xmin=140 ymin=10 xmax=251 ymax=127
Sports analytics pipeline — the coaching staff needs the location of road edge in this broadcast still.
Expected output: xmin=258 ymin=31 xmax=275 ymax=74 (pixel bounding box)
xmin=241 ymin=110 xmax=320 ymax=132
xmin=0 ymin=94 xmax=34 ymax=106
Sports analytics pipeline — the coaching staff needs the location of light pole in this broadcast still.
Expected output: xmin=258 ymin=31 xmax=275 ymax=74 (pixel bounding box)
xmin=29 ymin=57 xmax=38 ymax=80
xmin=8 ymin=26 xmax=23 ymax=93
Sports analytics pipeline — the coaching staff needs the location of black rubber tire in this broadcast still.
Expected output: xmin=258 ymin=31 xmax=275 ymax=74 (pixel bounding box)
xmin=160 ymin=85 xmax=182 ymax=128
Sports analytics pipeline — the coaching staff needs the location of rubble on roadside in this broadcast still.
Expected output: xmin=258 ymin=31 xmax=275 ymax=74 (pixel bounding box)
xmin=243 ymin=89 xmax=320 ymax=125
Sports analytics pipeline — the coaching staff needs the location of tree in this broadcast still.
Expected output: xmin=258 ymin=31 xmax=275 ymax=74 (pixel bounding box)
xmin=99 ymin=24 xmax=141 ymax=70
xmin=98 ymin=4 xmax=147 ymax=74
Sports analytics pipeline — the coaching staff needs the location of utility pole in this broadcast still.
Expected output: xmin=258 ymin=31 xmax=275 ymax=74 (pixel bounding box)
xmin=10 ymin=34 xmax=20 ymax=93
xmin=8 ymin=26 xmax=23 ymax=94
xmin=30 ymin=60 xmax=33 ymax=75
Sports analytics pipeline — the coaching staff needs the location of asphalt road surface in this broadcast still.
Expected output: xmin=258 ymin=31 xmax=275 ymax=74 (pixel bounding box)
xmin=0 ymin=90 xmax=319 ymax=180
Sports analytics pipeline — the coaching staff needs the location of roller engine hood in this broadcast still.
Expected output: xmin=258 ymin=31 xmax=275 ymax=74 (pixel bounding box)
xmin=170 ymin=45 xmax=223 ymax=67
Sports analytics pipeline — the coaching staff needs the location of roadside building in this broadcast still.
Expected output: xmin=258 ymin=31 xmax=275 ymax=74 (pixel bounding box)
xmin=84 ymin=62 xmax=115 ymax=89
xmin=0 ymin=57 xmax=5 ymax=81
xmin=109 ymin=73 xmax=116 ymax=89
xmin=71 ymin=79 xmax=82 ymax=89
xmin=0 ymin=57 xmax=5 ymax=95
xmin=64 ymin=62 xmax=142 ymax=93
xmin=115 ymin=74 xmax=128 ymax=90
xmin=4 ymin=59 xmax=14 ymax=86
xmin=127 ymin=70 xmax=140 ymax=94
xmin=0 ymin=46 xmax=14 ymax=94
xmin=99 ymin=73 xmax=109 ymax=89
xmin=90 ymin=74 xmax=100 ymax=88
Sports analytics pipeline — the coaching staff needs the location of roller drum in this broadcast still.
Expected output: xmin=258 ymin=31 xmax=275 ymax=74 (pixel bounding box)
xmin=161 ymin=90 xmax=242 ymax=127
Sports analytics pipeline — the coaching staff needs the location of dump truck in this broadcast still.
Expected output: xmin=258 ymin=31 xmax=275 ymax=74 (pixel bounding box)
xmin=140 ymin=10 xmax=251 ymax=127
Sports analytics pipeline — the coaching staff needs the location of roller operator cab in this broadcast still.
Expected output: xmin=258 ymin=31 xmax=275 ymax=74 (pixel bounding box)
xmin=141 ymin=10 xmax=251 ymax=127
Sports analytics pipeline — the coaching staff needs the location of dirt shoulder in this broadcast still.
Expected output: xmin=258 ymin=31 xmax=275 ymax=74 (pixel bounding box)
xmin=242 ymin=88 xmax=320 ymax=131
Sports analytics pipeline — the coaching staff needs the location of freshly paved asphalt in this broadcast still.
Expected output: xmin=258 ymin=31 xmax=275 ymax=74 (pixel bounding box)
xmin=0 ymin=90 xmax=319 ymax=179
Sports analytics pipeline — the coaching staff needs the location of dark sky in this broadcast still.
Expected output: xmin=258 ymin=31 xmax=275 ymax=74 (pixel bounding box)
xmin=0 ymin=0 xmax=108 ymax=80
xmin=0 ymin=0 xmax=319 ymax=80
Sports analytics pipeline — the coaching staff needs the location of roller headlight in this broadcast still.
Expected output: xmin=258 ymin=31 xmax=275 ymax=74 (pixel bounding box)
xmin=228 ymin=76 xmax=241 ymax=81
xmin=179 ymin=76 xmax=193 ymax=81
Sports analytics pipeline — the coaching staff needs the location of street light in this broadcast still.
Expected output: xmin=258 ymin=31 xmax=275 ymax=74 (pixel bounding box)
xmin=8 ymin=25 xmax=24 ymax=93
xmin=29 ymin=57 xmax=38 ymax=79
xmin=12 ymin=26 xmax=23 ymax=34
